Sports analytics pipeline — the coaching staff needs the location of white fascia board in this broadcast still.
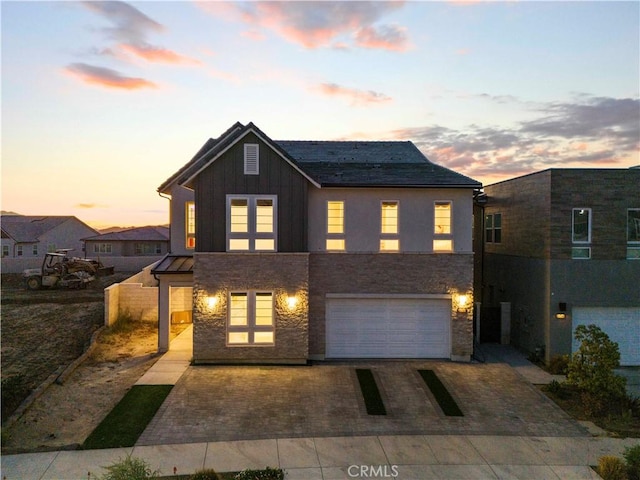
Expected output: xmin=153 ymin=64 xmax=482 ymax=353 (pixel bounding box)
xmin=180 ymin=127 xmax=321 ymax=189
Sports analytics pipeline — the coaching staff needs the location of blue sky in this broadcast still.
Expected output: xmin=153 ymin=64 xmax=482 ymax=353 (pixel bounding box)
xmin=2 ymin=1 xmax=639 ymax=228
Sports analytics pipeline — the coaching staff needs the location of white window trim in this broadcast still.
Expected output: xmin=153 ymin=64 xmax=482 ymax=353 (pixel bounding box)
xmin=244 ymin=143 xmax=259 ymax=175
xmin=227 ymin=291 xmax=275 ymax=346
xmin=433 ymin=200 xmax=453 ymax=253
xmin=226 ymin=195 xmax=277 ymax=252
xmin=572 ymin=208 xmax=592 ymax=244
xmin=326 ymin=200 xmax=345 ymax=252
xmin=628 ymin=208 xmax=640 ymax=244
xmin=380 ymin=200 xmax=400 ymax=252
xmin=186 ymin=201 xmax=196 ymax=250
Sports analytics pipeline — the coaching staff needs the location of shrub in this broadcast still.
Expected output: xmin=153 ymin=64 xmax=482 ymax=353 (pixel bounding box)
xmin=624 ymin=444 xmax=640 ymax=480
xmin=100 ymin=455 xmax=160 ymax=480
xmin=598 ymin=456 xmax=628 ymax=480
xmin=566 ymin=324 xmax=626 ymax=399
xmin=547 ymin=354 xmax=570 ymax=375
xmin=234 ymin=467 xmax=285 ymax=480
xmin=546 ymin=379 xmax=563 ymax=394
xmin=190 ymin=469 xmax=221 ymax=480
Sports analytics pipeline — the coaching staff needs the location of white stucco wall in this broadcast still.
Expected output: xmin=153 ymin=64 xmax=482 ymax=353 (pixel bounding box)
xmin=307 ymin=187 xmax=474 ymax=253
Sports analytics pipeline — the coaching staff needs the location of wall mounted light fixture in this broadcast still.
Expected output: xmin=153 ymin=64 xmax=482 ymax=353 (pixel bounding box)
xmin=555 ymin=302 xmax=567 ymax=320
xmin=287 ymin=295 xmax=298 ymax=310
xmin=455 ymin=293 xmax=470 ymax=312
xmin=207 ymin=295 xmax=218 ymax=309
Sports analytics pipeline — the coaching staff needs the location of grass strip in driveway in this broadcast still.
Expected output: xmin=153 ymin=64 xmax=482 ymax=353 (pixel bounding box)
xmin=418 ymin=369 xmax=463 ymax=417
xmin=83 ymin=385 xmax=172 ymax=449
xmin=355 ymin=369 xmax=387 ymax=415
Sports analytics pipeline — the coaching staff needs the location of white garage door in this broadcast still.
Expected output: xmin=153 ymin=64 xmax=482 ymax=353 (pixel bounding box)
xmin=573 ymin=307 xmax=640 ymax=366
xmin=326 ymin=297 xmax=451 ymax=358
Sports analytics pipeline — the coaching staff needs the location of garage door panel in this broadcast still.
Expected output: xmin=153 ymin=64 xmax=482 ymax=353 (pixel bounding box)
xmin=326 ymin=297 xmax=451 ymax=358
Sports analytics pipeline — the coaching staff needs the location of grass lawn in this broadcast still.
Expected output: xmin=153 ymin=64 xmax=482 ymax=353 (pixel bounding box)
xmin=83 ymin=385 xmax=173 ymax=449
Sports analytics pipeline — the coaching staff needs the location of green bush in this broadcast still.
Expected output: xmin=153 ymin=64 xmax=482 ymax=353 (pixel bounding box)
xmin=624 ymin=444 xmax=640 ymax=480
xmin=100 ymin=455 xmax=160 ymax=480
xmin=567 ymin=324 xmax=626 ymax=399
xmin=547 ymin=354 xmax=570 ymax=375
xmin=546 ymin=379 xmax=563 ymax=394
xmin=234 ymin=467 xmax=285 ymax=480
xmin=190 ymin=469 xmax=221 ymax=480
xmin=598 ymin=456 xmax=629 ymax=480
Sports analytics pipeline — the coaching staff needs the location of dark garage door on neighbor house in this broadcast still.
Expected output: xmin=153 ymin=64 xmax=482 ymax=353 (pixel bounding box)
xmin=325 ymin=296 xmax=451 ymax=358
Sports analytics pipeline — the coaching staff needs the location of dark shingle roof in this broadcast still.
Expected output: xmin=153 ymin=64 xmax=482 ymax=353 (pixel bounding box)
xmin=83 ymin=226 xmax=170 ymax=242
xmin=158 ymin=121 xmax=481 ymax=191
xmin=275 ymin=140 xmax=480 ymax=187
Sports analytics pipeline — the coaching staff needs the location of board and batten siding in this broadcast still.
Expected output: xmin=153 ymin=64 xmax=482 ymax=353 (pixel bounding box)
xmin=193 ymin=132 xmax=309 ymax=252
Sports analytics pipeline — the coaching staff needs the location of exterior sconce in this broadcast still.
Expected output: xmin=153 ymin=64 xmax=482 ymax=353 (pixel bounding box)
xmin=555 ymin=302 xmax=567 ymax=320
xmin=455 ymin=294 xmax=470 ymax=312
xmin=207 ymin=295 xmax=218 ymax=309
xmin=287 ymin=295 xmax=298 ymax=310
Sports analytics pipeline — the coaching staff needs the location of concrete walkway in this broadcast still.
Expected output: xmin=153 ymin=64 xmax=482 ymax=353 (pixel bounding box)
xmin=135 ymin=324 xmax=193 ymax=386
xmin=2 ymin=434 xmax=637 ymax=479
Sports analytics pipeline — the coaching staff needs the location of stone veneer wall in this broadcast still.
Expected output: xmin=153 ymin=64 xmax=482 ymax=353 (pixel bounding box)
xmin=308 ymin=253 xmax=474 ymax=361
xmin=192 ymin=253 xmax=309 ymax=364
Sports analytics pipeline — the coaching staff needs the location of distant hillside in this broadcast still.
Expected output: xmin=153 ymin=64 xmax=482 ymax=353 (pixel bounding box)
xmin=1 ymin=211 xmax=21 ymax=216
xmin=98 ymin=225 xmax=169 ymax=234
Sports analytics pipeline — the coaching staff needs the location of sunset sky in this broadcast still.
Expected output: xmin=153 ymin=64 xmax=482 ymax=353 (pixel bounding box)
xmin=2 ymin=1 xmax=639 ymax=229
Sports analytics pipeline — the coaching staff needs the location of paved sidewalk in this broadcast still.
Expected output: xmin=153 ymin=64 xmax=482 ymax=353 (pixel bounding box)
xmin=2 ymin=434 xmax=637 ymax=479
xmin=477 ymin=343 xmax=566 ymax=385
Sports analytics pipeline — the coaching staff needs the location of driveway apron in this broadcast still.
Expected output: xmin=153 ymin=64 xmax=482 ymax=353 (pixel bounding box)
xmin=136 ymin=361 xmax=587 ymax=446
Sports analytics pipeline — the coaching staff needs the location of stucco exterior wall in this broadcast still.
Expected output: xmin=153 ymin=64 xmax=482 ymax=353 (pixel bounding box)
xmin=308 ymin=187 xmax=474 ymax=253
xmin=308 ymin=253 xmax=474 ymax=361
xmin=193 ymin=253 xmax=309 ymax=363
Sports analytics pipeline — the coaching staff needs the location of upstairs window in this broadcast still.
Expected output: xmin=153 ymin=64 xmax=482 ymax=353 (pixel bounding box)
xmin=186 ymin=202 xmax=195 ymax=249
xmin=244 ymin=144 xmax=259 ymax=175
xmin=572 ymin=208 xmax=591 ymax=259
xmin=32 ymin=244 xmax=38 ymax=256
xmin=380 ymin=201 xmax=399 ymax=252
xmin=2 ymin=245 xmax=8 ymax=258
xmin=227 ymin=291 xmax=274 ymax=345
xmin=17 ymin=245 xmax=23 ymax=257
xmin=433 ymin=201 xmax=453 ymax=252
xmin=485 ymin=213 xmax=502 ymax=243
xmin=227 ymin=195 xmax=276 ymax=251
xmin=627 ymin=208 xmax=640 ymax=260
xmin=326 ymin=201 xmax=345 ymax=251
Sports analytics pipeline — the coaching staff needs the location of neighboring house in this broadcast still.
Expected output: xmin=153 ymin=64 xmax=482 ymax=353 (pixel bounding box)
xmin=153 ymin=121 xmax=481 ymax=363
xmin=1 ymin=215 xmax=97 ymax=259
xmin=476 ymin=168 xmax=640 ymax=366
xmin=83 ymin=226 xmax=170 ymax=257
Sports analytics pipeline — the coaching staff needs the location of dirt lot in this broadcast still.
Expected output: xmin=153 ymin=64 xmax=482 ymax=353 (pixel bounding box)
xmin=1 ymin=273 xmax=187 ymax=454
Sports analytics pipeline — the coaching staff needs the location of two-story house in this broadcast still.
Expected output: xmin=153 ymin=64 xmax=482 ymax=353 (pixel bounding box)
xmin=477 ymin=168 xmax=640 ymax=366
xmin=153 ymin=122 xmax=481 ymax=363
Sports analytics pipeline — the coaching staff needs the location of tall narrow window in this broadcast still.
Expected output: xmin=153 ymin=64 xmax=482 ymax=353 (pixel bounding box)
xmin=326 ymin=201 xmax=345 ymax=251
xmin=485 ymin=213 xmax=502 ymax=244
xmin=244 ymin=144 xmax=259 ymax=175
xmin=227 ymin=292 xmax=274 ymax=345
xmin=627 ymin=208 xmax=640 ymax=259
xmin=186 ymin=202 xmax=196 ymax=249
xmin=572 ymin=208 xmax=591 ymax=259
xmin=227 ymin=196 xmax=276 ymax=251
xmin=380 ymin=201 xmax=399 ymax=251
xmin=433 ymin=201 xmax=453 ymax=252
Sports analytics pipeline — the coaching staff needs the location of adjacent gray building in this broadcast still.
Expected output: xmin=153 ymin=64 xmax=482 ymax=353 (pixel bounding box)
xmin=477 ymin=168 xmax=640 ymax=365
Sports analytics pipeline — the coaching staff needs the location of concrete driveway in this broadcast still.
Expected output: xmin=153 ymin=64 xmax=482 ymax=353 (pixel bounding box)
xmin=137 ymin=361 xmax=587 ymax=446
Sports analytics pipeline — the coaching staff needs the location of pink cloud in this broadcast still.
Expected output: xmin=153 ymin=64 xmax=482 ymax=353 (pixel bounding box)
xmin=64 ymin=63 xmax=157 ymax=90
xmin=355 ymin=25 xmax=411 ymax=51
xmin=198 ymin=1 xmax=408 ymax=51
xmin=119 ymin=43 xmax=201 ymax=65
xmin=317 ymin=82 xmax=392 ymax=106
